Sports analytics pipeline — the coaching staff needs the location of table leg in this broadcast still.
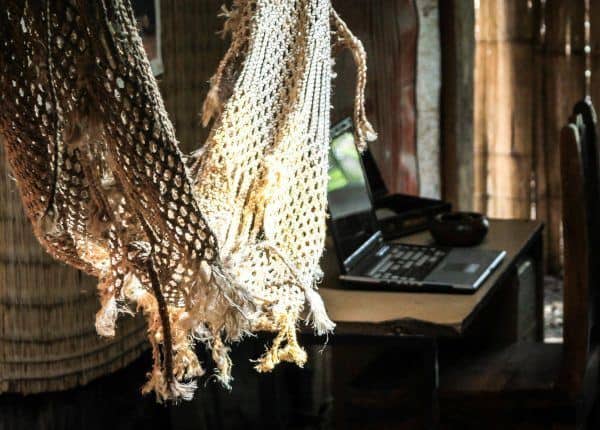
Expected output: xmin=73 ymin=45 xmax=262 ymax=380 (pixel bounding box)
xmin=423 ymin=338 xmax=440 ymax=430
xmin=331 ymin=336 xmax=440 ymax=429
xmin=533 ymin=232 xmax=545 ymax=341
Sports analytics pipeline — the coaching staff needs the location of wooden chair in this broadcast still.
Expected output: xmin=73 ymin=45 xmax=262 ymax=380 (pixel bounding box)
xmin=439 ymin=99 xmax=600 ymax=429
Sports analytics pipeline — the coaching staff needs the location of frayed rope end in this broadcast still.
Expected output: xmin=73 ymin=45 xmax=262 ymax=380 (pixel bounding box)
xmin=201 ymin=84 xmax=223 ymax=127
xmin=304 ymin=288 xmax=335 ymax=336
xmin=95 ymin=295 xmax=118 ymax=337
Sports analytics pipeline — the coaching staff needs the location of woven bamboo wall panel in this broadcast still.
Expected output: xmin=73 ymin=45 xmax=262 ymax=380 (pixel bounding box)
xmin=159 ymin=0 xmax=227 ymax=153
xmin=0 ymin=138 xmax=148 ymax=394
xmin=473 ymin=0 xmax=600 ymax=273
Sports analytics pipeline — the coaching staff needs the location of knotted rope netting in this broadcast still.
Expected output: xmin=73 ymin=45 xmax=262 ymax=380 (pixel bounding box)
xmin=0 ymin=0 xmax=375 ymax=401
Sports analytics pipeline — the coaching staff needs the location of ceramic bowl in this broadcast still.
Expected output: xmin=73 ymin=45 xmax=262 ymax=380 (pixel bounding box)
xmin=429 ymin=212 xmax=489 ymax=247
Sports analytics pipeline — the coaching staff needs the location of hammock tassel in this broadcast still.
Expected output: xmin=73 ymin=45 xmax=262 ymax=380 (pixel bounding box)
xmin=168 ymin=379 xmax=198 ymax=402
xmin=95 ymin=294 xmax=118 ymax=337
xmin=143 ymin=366 xmax=196 ymax=402
xmin=304 ymin=287 xmax=336 ymax=336
xmin=255 ymin=314 xmax=308 ymax=372
xmin=217 ymin=3 xmax=242 ymax=38
xmin=210 ymin=336 xmax=234 ymax=388
xmin=201 ymin=82 xmax=223 ymax=127
xmin=201 ymin=1 xmax=247 ymax=127
xmin=142 ymin=367 xmax=169 ymax=403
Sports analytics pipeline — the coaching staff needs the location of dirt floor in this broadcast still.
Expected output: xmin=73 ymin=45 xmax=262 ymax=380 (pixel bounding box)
xmin=544 ymin=276 xmax=563 ymax=343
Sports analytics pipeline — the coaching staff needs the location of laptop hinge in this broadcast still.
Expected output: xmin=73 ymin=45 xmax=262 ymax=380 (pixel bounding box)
xmin=344 ymin=231 xmax=384 ymax=273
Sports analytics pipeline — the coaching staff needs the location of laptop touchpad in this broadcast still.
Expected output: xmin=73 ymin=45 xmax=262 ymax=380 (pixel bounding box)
xmin=442 ymin=262 xmax=480 ymax=274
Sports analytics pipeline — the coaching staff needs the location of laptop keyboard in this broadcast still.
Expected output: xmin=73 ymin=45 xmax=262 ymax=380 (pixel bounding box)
xmin=367 ymin=244 xmax=448 ymax=285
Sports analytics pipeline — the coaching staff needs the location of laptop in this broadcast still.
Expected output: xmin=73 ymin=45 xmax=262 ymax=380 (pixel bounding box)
xmin=327 ymin=119 xmax=506 ymax=293
xmin=354 ymin=117 xmax=452 ymax=239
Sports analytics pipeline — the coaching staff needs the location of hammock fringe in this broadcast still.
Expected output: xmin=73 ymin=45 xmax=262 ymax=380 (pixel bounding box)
xmin=254 ymin=314 xmax=308 ymax=372
xmin=95 ymin=294 xmax=119 ymax=337
xmin=305 ymin=287 xmax=336 ymax=336
xmin=201 ymin=83 xmax=223 ymax=127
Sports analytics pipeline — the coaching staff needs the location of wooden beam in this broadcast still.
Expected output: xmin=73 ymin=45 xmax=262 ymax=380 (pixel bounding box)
xmin=440 ymin=0 xmax=475 ymax=210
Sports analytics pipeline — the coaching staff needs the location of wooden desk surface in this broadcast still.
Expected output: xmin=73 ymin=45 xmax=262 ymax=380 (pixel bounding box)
xmin=321 ymin=219 xmax=543 ymax=338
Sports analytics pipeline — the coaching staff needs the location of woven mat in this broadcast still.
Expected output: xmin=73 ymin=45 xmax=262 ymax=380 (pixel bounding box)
xmin=0 ymin=139 xmax=148 ymax=394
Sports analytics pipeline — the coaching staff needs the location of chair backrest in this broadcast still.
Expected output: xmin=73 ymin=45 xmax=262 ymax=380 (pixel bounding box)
xmin=560 ymin=98 xmax=600 ymax=393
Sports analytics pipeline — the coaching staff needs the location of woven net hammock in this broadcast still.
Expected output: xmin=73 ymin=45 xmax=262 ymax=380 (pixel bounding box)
xmin=0 ymin=0 xmax=375 ymax=401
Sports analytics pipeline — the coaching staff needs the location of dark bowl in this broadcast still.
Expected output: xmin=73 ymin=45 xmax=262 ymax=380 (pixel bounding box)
xmin=429 ymin=212 xmax=489 ymax=247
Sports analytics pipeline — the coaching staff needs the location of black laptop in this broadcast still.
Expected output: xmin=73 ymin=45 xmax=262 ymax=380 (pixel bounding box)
xmin=327 ymin=119 xmax=506 ymax=293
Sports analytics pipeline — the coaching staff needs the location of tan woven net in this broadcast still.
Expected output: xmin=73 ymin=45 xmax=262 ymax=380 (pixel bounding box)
xmin=0 ymin=0 xmax=374 ymax=401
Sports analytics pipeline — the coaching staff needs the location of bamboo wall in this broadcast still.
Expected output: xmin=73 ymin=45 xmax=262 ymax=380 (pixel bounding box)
xmin=474 ymin=1 xmax=536 ymax=219
xmin=159 ymin=1 xmax=227 ymax=153
xmin=474 ymin=0 xmax=600 ymax=273
xmin=0 ymin=140 xmax=148 ymax=394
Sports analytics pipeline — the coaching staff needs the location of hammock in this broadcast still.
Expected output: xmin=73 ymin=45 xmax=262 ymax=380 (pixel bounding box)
xmin=0 ymin=0 xmax=375 ymax=401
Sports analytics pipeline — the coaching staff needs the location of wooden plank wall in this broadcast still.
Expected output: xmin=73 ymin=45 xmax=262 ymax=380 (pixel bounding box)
xmin=473 ymin=0 xmax=600 ymax=273
xmin=331 ymin=0 xmax=419 ymax=194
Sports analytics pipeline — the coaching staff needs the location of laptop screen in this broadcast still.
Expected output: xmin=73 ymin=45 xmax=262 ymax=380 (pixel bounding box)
xmin=328 ymin=119 xmax=380 ymax=265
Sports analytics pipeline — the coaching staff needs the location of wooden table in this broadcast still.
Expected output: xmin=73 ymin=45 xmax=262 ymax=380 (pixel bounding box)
xmin=320 ymin=219 xmax=544 ymax=429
